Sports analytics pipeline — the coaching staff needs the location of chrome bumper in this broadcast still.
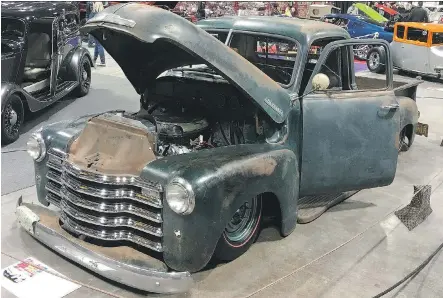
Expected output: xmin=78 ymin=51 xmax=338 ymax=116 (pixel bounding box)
xmin=15 ymin=198 xmax=193 ymax=294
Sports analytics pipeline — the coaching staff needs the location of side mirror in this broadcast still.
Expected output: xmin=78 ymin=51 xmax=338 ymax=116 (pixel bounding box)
xmin=312 ymin=73 xmax=330 ymax=91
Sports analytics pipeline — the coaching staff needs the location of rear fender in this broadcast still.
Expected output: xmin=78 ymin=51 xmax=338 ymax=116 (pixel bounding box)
xmin=59 ymin=47 xmax=93 ymax=82
xmin=141 ymin=144 xmax=299 ymax=272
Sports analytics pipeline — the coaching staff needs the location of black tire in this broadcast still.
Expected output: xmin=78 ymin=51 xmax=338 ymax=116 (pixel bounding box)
xmin=366 ymin=47 xmax=386 ymax=74
xmin=214 ymin=195 xmax=263 ymax=261
xmin=1 ymin=94 xmax=24 ymax=145
xmin=74 ymin=55 xmax=91 ymax=97
xmin=399 ymin=127 xmax=410 ymax=153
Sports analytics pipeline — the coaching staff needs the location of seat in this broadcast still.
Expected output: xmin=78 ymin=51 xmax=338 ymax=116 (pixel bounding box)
xmin=23 ymin=32 xmax=51 ymax=81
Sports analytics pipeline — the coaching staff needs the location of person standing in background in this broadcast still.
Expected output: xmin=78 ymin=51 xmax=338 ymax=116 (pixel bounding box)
xmin=87 ymin=2 xmax=95 ymax=48
xmin=92 ymin=2 xmax=106 ymax=66
xmin=408 ymin=1 xmax=429 ymax=22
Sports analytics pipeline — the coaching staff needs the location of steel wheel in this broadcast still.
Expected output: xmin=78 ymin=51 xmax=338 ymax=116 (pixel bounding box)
xmin=1 ymin=94 xmax=24 ymax=145
xmin=224 ymin=197 xmax=261 ymax=244
xmin=214 ymin=195 xmax=262 ymax=261
xmin=75 ymin=56 xmax=91 ymax=97
xmin=399 ymin=127 xmax=410 ymax=153
xmin=368 ymin=51 xmax=380 ymax=70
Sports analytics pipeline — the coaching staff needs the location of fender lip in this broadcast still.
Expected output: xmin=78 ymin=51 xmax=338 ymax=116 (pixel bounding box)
xmin=16 ymin=199 xmax=193 ymax=294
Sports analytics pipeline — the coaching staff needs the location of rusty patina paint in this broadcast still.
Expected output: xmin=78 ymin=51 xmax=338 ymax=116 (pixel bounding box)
xmin=68 ymin=113 xmax=156 ymax=175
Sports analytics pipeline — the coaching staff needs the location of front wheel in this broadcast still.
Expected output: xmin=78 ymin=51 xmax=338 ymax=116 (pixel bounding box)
xmin=366 ymin=47 xmax=386 ymax=74
xmin=213 ymin=195 xmax=262 ymax=261
xmin=74 ymin=55 xmax=91 ymax=97
xmin=1 ymin=94 xmax=24 ymax=145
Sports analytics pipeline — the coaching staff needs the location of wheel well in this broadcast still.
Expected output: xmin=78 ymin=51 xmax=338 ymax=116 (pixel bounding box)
xmin=261 ymin=192 xmax=282 ymax=230
xmin=404 ymin=124 xmax=414 ymax=145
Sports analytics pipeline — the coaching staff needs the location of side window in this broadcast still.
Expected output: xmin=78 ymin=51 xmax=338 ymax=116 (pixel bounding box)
xmin=406 ymin=27 xmax=428 ymax=43
xmin=229 ymin=33 xmax=297 ymax=86
xmin=396 ymin=25 xmax=405 ymax=39
xmin=432 ymin=32 xmax=443 ymax=45
xmin=311 ymin=43 xmax=389 ymax=92
xmin=206 ymin=30 xmax=228 ymax=43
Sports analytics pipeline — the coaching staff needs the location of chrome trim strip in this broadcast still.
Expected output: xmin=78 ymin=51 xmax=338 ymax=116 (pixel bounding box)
xmin=63 ymin=161 xmax=163 ymax=191
xmin=60 ymin=212 xmax=163 ymax=252
xmin=61 ymin=186 xmax=162 ymax=223
xmin=16 ymin=201 xmax=192 ymax=294
xmin=62 ymin=172 xmax=162 ymax=209
xmin=60 ymin=199 xmax=163 ymax=237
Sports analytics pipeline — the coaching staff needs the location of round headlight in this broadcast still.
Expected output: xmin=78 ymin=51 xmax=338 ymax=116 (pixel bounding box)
xmin=26 ymin=132 xmax=46 ymax=162
xmin=165 ymin=178 xmax=195 ymax=215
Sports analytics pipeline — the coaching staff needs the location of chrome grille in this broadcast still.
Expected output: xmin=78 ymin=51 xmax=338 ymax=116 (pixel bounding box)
xmin=45 ymin=148 xmax=163 ymax=252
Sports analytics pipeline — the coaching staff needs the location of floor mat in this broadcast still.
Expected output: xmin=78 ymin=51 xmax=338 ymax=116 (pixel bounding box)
xmin=297 ymin=191 xmax=359 ymax=224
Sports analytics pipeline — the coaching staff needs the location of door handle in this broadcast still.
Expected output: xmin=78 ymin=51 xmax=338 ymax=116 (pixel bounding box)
xmin=380 ymin=103 xmax=399 ymax=110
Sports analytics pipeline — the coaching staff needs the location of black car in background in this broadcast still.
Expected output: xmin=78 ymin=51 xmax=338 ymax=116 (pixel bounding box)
xmin=1 ymin=2 xmax=93 ymax=145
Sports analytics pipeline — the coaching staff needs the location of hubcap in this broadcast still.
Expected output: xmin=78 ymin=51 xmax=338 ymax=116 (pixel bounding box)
xmin=369 ymin=52 xmax=380 ymax=69
xmin=9 ymin=109 xmax=18 ymax=126
xmin=224 ymin=196 xmax=260 ymax=243
xmin=3 ymin=103 xmax=21 ymax=137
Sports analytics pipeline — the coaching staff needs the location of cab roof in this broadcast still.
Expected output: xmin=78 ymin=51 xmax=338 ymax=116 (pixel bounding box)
xmin=197 ymin=16 xmax=350 ymax=44
xmin=1 ymin=2 xmax=78 ymax=20
xmin=396 ymin=22 xmax=443 ymax=32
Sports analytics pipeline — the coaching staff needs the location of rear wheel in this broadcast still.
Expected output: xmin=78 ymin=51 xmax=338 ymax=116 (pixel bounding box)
xmin=74 ymin=55 xmax=91 ymax=97
xmin=214 ymin=195 xmax=262 ymax=261
xmin=399 ymin=126 xmax=411 ymax=153
xmin=1 ymin=94 xmax=24 ymax=145
xmin=367 ymin=47 xmax=386 ymax=74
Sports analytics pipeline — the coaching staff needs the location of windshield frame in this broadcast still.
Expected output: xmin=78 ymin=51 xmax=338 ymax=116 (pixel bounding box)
xmin=1 ymin=16 xmax=26 ymax=40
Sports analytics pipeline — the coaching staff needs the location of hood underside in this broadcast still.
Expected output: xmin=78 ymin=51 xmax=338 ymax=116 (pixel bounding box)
xmin=81 ymin=3 xmax=291 ymax=123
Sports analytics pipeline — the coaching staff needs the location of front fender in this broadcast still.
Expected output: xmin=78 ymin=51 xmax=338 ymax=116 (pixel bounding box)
xmin=142 ymin=144 xmax=299 ymax=272
xmin=59 ymin=46 xmax=93 ymax=82
xmin=1 ymin=82 xmax=26 ymax=112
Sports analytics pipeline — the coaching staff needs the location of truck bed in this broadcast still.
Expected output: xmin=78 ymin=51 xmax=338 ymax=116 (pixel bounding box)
xmin=355 ymin=76 xmax=422 ymax=100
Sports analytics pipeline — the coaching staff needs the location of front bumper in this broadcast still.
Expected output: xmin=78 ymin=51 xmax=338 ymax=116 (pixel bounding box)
xmin=15 ymin=198 xmax=193 ymax=294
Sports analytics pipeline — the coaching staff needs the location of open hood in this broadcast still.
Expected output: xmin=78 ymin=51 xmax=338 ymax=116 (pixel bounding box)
xmin=81 ymin=3 xmax=291 ymax=123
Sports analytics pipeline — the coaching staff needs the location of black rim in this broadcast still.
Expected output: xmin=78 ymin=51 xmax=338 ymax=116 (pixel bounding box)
xmin=224 ymin=195 xmax=261 ymax=245
xmin=81 ymin=60 xmax=91 ymax=90
xmin=3 ymin=99 xmax=22 ymax=138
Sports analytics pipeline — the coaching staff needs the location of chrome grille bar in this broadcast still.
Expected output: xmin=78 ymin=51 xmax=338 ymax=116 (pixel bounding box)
xmin=61 ymin=186 xmax=162 ymax=223
xmin=45 ymin=181 xmax=61 ymax=196
xmin=63 ymin=161 xmax=163 ymax=191
xmin=60 ymin=199 xmax=163 ymax=237
xmin=45 ymin=192 xmax=61 ymax=208
xmin=62 ymin=172 xmax=162 ymax=209
xmin=60 ymin=212 xmax=163 ymax=252
xmin=46 ymin=170 xmax=62 ymax=184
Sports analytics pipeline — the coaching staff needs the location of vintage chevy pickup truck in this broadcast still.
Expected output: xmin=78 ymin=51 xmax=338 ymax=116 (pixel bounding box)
xmin=17 ymin=4 xmax=421 ymax=294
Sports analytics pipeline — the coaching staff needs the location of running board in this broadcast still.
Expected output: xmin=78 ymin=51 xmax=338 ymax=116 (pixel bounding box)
xmin=297 ymin=191 xmax=359 ymax=224
xmin=34 ymin=81 xmax=77 ymax=102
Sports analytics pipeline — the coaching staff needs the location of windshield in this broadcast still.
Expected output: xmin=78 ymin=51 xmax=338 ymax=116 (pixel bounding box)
xmin=165 ymin=29 xmax=298 ymax=87
xmin=355 ymin=15 xmax=384 ymax=27
xmin=1 ymin=17 xmax=25 ymax=38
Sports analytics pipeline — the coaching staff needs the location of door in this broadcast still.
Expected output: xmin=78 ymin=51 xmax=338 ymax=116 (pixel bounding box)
xmin=299 ymin=39 xmax=400 ymax=196
xmin=401 ymin=26 xmax=430 ymax=73
xmin=391 ymin=24 xmax=406 ymax=68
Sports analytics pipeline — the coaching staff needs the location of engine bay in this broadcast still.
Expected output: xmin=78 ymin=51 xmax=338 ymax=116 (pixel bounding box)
xmin=126 ymin=75 xmax=282 ymax=157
